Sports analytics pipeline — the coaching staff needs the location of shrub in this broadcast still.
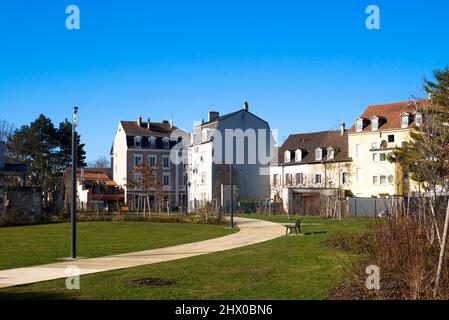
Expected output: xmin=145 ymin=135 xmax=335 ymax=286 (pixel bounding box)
xmin=331 ymin=216 xmax=449 ymax=300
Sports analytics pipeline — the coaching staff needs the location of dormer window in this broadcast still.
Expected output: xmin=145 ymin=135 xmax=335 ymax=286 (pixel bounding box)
xmin=284 ymin=150 xmax=291 ymax=163
xmin=356 ymin=118 xmax=363 ymax=132
xmin=149 ymin=137 xmax=156 ymax=149
xmin=315 ymin=148 xmax=322 ymax=161
xmin=202 ymin=128 xmax=211 ymax=142
xmin=162 ymin=137 xmax=170 ymax=149
xmin=401 ymin=113 xmax=409 ymax=128
xmin=327 ymin=147 xmax=335 ymax=160
xmin=134 ymin=136 xmax=142 ymax=148
xmin=371 ymin=116 xmax=379 ymax=131
xmin=295 ymin=149 xmax=302 ymax=162
xmin=415 ymin=113 xmax=422 ymax=126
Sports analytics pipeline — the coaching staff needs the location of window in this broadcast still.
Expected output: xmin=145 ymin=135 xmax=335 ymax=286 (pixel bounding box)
xmin=388 ymin=134 xmax=395 ymax=143
xmin=295 ymin=149 xmax=302 ymax=162
xmin=315 ymin=148 xmax=322 ymax=161
xmin=163 ymin=174 xmax=170 ymax=186
xmin=356 ymin=168 xmax=362 ymax=183
xmin=273 ymin=174 xmax=279 ymax=186
xmin=202 ymin=128 xmax=211 ymax=142
xmin=315 ymin=174 xmax=322 ymax=184
xmin=372 ymin=153 xmax=378 ymax=162
xmin=372 ymin=176 xmax=378 ymax=185
xmin=149 ymin=137 xmax=156 ymax=149
xmin=284 ymin=151 xmax=291 ymax=163
xmin=285 ymin=174 xmax=292 ymax=185
xmin=355 ymin=144 xmax=362 ymax=158
xmin=401 ymin=114 xmax=409 ymax=128
xmin=379 ymin=153 xmax=386 ymax=162
xmin=388 ymin=175 xmax=394 ymax=184
xmin=149 ymin=155 xmax=156 ymax=167
xmin=296 ymin=173 xmax=304 ymax=184
xmin=356 ymin=119 xmax=363 ymax=132
xmin=342 ymin=172 xmax=349 ymax=184
xmin=134 ymin=155 xmax=143 ymax=167
xmin=163 ymin=156 xmax=170 ymax=168
xmin=163 ymin=137 xmax=170 ymax=149
xmin=327 ymin=147 xmax=334 ymax=160
xmin=371 ymin=117 xmax=378 ymax=131
xmin=415 ymin=113 xmax=423 ymax=126
xmin=380 ymin=175 xmax=387 ymax=185
xmin=134 ymin=136 xmax=142 ymax=148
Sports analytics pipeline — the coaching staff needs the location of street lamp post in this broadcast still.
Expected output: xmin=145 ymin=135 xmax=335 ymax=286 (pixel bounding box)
xmin=71 ymin=106 xmax=78 ymax=259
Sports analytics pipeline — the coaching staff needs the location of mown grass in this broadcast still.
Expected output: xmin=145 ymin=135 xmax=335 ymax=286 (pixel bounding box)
xmin=0 ymin=221 xmax=237 ymax=270
xmin=0 ymin=215 xmax=372 ymax=300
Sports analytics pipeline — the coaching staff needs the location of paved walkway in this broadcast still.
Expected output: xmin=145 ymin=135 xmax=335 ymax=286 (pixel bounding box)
xmin=0 ymin=217 xmax=284 ymax=288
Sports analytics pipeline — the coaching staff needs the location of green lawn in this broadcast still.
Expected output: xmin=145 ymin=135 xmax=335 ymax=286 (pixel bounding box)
xmin=0 ymin=215 xmax=372 ymax=300
xmin=0 ymin=221 xmax=237 ymax=270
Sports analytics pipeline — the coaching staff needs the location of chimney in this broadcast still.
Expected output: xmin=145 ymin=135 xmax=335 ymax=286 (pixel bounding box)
xmin=147 ymin=118 xmax=151 ymax=130
xmin=340 ymin=122 xmax=346 ymax=135
xmin=208 ymin=111 xmax=220 ymax=122
xmin=0 ymin=141 xmax=5 ymax=170
xmin=137 ymin=116 xmax=142 ymax=127
xmin=243 ymin=101 xmax=249 ymax=111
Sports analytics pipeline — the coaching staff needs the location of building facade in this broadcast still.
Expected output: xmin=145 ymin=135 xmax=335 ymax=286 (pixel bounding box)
xmin=347 ymin=101 xmax=420 ymax=197
xmin=111 ymin=117 xmax=188 ymax=211
xmin=188 ymin=103 xmax=274 ymax=211
xmin=270 ymin=125 xmax=352 ymax=214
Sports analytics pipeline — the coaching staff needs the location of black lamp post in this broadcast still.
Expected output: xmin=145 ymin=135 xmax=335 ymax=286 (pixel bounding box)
xmin=229 ymin=163 xmax=234 ymax=228
xmin=71 ymin=106 xmax=78 ymax=259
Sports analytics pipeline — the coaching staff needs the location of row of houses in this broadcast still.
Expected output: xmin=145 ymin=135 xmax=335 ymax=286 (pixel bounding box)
xmin=105 ymin=100 xmax=419 ymax=215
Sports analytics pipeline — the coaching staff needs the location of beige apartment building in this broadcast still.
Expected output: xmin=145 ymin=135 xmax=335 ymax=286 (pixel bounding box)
xmin=348 ymin=101 xmax=421 ymax=198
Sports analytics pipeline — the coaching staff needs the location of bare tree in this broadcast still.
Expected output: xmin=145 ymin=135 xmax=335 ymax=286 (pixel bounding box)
xmin=89 ymin=156 xmax=110 ymax=168
xmin=0 ymin=118 xmax=14 ymax=143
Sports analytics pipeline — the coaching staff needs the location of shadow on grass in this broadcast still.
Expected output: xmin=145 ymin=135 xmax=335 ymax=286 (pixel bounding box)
xmin=304 ymin=231 xmax=328 ymax=236
xmin=0 ymin=289 xmax=74 ymax=300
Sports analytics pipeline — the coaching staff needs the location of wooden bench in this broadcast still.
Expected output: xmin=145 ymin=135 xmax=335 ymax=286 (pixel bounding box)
xmin=283 ymin=219 xmax=302 ymax=236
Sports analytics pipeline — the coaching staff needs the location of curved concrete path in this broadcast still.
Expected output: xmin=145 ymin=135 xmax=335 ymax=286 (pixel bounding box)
xmin=0 ymin=217 xmax=284 ymax=288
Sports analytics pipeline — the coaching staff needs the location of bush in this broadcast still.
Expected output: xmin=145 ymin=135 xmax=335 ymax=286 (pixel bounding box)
xmin=0 ymin=209 xmax=36 ymax=227
xmin=330 ymin=216 xmax=449 ymax=300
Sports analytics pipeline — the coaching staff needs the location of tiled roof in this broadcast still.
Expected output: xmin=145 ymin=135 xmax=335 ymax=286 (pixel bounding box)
xmin=279 ymin=130 xmax=349 ymax=165
xmin=348 ymin=101 xmax=420 ymax=133
xmin=120 ymin=120 xmax=177 ymax=137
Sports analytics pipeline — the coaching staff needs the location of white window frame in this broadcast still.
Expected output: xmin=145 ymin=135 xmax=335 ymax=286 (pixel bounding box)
xmin=134 ymin=154 xmax=143 ymax=167
xmin=388 ymin=175 xmax=394 ymax=184
xmin=371 ymin=117 xmax=379 ymax=131
xmin=315 ymin=174 xmax=322 ymax=184
xmin=372 ymin=153 xmax=378 ymax=163
xmin=379 ymin=153 xmax=386 ymax=162
xmin=315 ymin=148 xmax=322 ymax=161
xmin=134 ymin=136 xmax=142 ymax=148
xmin=295 ymin=149 xmax=302 ymax=162
xmin=401 ymin=113 xmax=409 ymax=128
xmin=296 ymin=173 xmax=304 ymax=184
xmin=284 ymin=151 xmax=291 ymax=163
xmin=162 ymin=137 xmax=170 ymax=149
xmin=356 ymin=119 xmax=363 ymax=132
xmin=327 ymin=147 xmax=334 ymax=160
xmin=163 ymin=155 xmax=170 ymax=169
xmin=380 ymin=175 xmax=387 ymax=185
xmin=415 ymin=113 xmax=422 ymax=126
xmin=163 ymin=173 xmax=170 ymax=186
xmin=149 ymin=136 xmax=156 ymax=149
xmin=149 ymin=155 xmax=157 ymax=167
xmin=372 ymin=176 xmax=378 ymax=185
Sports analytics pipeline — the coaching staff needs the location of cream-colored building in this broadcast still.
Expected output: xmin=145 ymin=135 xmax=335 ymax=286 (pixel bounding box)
xmin=270 ymin=126 xmax=352 ymax=215
xmin=348 ymin=101 xmax=421 ymax=197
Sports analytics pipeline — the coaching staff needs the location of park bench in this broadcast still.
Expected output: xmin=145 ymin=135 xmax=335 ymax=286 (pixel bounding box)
xmin=283 ymin=219 xmax=302 ymax=236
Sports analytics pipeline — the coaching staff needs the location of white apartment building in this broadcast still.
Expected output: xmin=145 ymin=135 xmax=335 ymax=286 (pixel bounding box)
xmin=188 ymin=103 xmax=274 ymax=211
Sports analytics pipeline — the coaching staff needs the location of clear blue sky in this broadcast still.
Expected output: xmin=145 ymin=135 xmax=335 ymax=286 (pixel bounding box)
xmin=0 ymin=0 xmax=448 ymax=163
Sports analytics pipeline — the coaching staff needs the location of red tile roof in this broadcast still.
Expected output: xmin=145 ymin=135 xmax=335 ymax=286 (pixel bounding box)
xmin=348 ymin=101 xmax=421 ymax=133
